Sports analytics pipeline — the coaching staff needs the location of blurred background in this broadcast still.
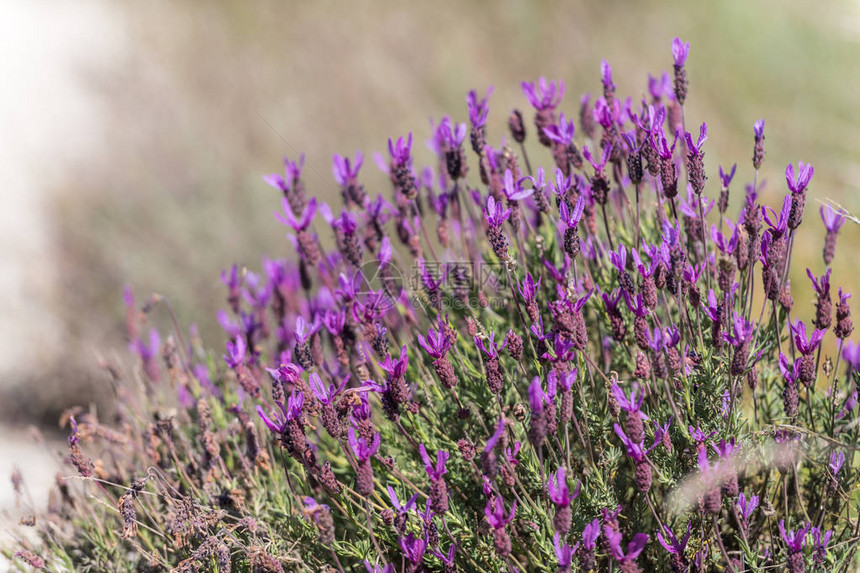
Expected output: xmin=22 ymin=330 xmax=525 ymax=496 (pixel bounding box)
xmin=1 ymin=0 xmax=859 ymax=517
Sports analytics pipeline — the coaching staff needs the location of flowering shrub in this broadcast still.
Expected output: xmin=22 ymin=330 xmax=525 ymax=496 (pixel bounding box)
xmin=7 ymin=37 xmax=860 ymax=572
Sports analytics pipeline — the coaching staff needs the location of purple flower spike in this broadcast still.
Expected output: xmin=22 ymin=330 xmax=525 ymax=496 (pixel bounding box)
xmin=432 ymin=544 xmax=457 ymax=568
xmin=611 ymin=382 xmax=645 ymax=414
xmin=467 ymin=87 xmax=493 ymax=128
xmin=719 ymin=164 xmax=737 ymax=188
xmin=485 ymin=195 xmax=512 ymax=228
xmin=548 ymin=467 xmax=580 ymax=507
xmin=528 ymin=376 xmax=549 ymax=414
xmin=830 ymin=450 xmax=846 ymax=476
xmin=521 ymin=77 xmax=565 ymax=111
xmin=672 ymin=37 xmax=690 ymax=66
xmin=723 ymin=312 xmax=754 ymax=348
xmin=348 ymin=426 xmax=380 ymax=462
xmin=754 ymin=119 xmax=765 ymax=139
xmin=502 ymin=169 xmax=535 ymax=202
xmin=309 ymin=372 xmax=348 ymax=406
xmin=544 ymin=113 xmax=576 ymax=146
xmin=223 ymin=335 xmax=246 ymax=369
xmin=582 ymin=518 xmax=601 ymax=550
xmin=559 ymin=196 xmax=585 ymax=228
xmin=778 ymin=520 xmax=810 ymax=554
xmin=785 ymin=161 xmax=815 ymax=194
xmin=582 ymin=143 xmax=612 ymax=172
xmin=475 ymin=331 xmax=507 ymax=359
xmin=807 ymin=268 xmax=832 ymax=297
xmin=294 ymin=315 xmax=320 ymax=345
xmin=388 ymin=133 xmax=413 ymax=165
xmin=737 ymin=492 xmax=759 ymax=521
xmin=553 ymin=532 xmax=575 ymax=568
xmin=364 ymin=562 xmax=395 ymax=573
xmin=609 ymin=243 xmax=628 ymax=274
xmin=332 ymin=152 xmax=363 ymax=186
xmin=484 ymin=497 xmax=516 ymax=529
xmin=613 ymin=424 xmax=660 ymax=463
xmin=387 ymin=486 xmax=418 ymax=516
xmin=379 ymin=345 xmax=409 ymax=378
xmin=275 ymin=197 xmax=317 ymax=231
xmin=657 ymin=522 xmax=692 ymax=556
xmin=417 ymin=324 xmax=452 ymax=359
xmin=518 ymin=273 xmax=541 ymax=303
xmin=601 ymin=60 xmax=615 ymax=91
xmin=762 ymin=195 xmax=791 ymax=238
xmin=399 ymin=533 xmax=427 ymax=567
xmin=790 ymin=320 xmax=826 ymax=355
xmin=684 ymin=123 xmax=708 ymax=157
xmin=606 ymin=527 xmax=649 ymax=565
xmin=821 ymin=204 xmax=846 ymax=233
xmin=418 ymin=444 xmax=449 ymax=481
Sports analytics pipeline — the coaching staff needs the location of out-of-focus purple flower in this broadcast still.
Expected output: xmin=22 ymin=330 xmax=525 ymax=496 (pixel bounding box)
xmin=484 ymin=497 xmax=516 ymax=529
xmin=582 ymin=143 xmax=612 ymax=172
xmin=275 ymin=197 xmax=317 ymax=231
xmin=613 ymin=424 xmax=660 ymax=463
xmin=399 ymin=533 xmax=427 ymax=567
xmin=467 ymin=87 xmax=493 ymax=128
xmin=528 ymin=376 xmax=550 ymax=414
xmin=719 ymin=164 xmax=737 ymax=188
xmin=223 ymin=335 xmax=246 ymax=369
xmin=601 ymin=60 xmax=615 ymax=93
xmin=552 ymin=534 xmax=576 ymax=571
xmin=332 ymin=152 xmax=363 ymax=186
xmin=807 ymin=268 xmax=832 ymax=298
xmin=521 ymin=77 xmax=565 ymax=111
xmin=605 ymin=527 xmax=649 ymax=565
xmin=830 ymin=450 xmax=846 ymax=476
xmin=672 ymin=37 xmax=690 ymax=66
xmin=364 ymin=561 xmax=395 ymax=573
xmin=821 ymin=204 xmax=846 ymax=234
xmin=544 ymin=113 xmax=576 ymax=146
xmin=754 ymin=119 xmax=765 ymax=140
xmin=293 ymin=315 xmax=320 ymax=345
xmin=657 ymin=522 xmax=691 ymax=556
xmin=842 ymin=341 xmax=860 ymax=371
xmin=609 ymin=243 xmax=627 ymax=275
xmin=582 ymin=518 xmax=601 ymax=550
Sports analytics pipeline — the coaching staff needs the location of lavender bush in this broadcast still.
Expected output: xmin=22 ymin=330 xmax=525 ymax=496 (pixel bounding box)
xmin=7 ymin=38 xmax=860 ymax=572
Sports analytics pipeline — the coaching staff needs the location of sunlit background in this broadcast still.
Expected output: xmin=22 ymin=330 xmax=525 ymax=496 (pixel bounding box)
xmin=1 ymin=0 xmax=859 ymax=523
